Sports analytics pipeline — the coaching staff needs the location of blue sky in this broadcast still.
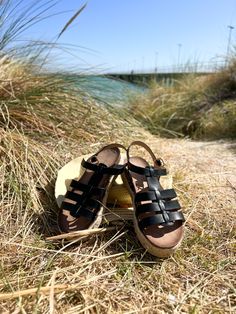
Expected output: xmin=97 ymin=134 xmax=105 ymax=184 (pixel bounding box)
xmin=18 ymin=0 xmax=236 ymax=72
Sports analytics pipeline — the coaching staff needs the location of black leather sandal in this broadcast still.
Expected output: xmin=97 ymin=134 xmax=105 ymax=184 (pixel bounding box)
xmin=123 ymin=141 xmax=185 ymax=257
xmin=58 ymin=143 xmax=126 ymax=233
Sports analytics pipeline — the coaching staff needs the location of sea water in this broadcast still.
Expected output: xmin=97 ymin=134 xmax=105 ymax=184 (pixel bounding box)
xmin=73 ymin=75 xmax=146 ymax=106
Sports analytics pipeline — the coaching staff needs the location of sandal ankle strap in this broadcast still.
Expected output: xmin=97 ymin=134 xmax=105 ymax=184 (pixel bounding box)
xmin=82 ymin=158 xmax=125 ymax=175
xmin=127 ymin=141 xmax=165 ymax=175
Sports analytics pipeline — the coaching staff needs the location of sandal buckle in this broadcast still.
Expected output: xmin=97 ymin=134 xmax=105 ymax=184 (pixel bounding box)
xmin=156 ymin=158 xmax=165 ymax=166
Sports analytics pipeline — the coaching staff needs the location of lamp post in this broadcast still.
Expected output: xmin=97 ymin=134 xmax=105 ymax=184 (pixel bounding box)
xmin=132 ymin=59 xmax=136 ymax=74
xmin=226 ymin=25 xmax=234 ymax=63
xmin=177 ymin=43 xmax=182 ymax=71
xmin=155 ymin=51 xmax=158 ymax=73
xmin=142 ymin=56 xmax=145 ymax=73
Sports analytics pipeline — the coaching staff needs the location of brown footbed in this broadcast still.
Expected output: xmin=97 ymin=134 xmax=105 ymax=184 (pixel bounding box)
xmin=129 ymin=156 xmax=184 ymax=249
xmin=58 ymin=147 xmax=120 ymax=232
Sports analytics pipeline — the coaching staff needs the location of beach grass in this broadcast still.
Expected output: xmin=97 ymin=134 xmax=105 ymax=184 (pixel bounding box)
xmin=129 ymin=60 xmax=236 ymax=139
xmin=0 ymin=1 xmax=235 ymax=313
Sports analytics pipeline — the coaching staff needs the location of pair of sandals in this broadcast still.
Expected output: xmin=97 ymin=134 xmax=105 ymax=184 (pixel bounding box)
xmin=58 ymin=141 xmax=185 ymax=257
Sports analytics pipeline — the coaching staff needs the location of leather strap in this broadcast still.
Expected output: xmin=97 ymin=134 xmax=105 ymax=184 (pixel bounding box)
xmin=127 ymin=141 xmax=166 ymax=178
xmin=61 ymin=201 xmax=97 ymax=219
xmin=61 ymin=143 xmax=126 ymax=220
xmin=70 ymin=180 xmax=106 ymax=196
xmin=127 ymin=141 xmax=164 ymax=169
xmin=135 ymin=189 xmax=177 ymax=203
xmin=139 ymin=211 xmax=185 ymax=231
xmin=126 ymin=141 xmax=185 ymax=228
xmin=81 ymin=158 xmax=125 ymax=175
xmin=127 ymin=141 xmax=161 ymax=165
xmin=127 ymin=162 xmax=167 ymax=176
xmin=61 ymin=198 xmax=100 ymax=212
xmin=136 ymin=199 xmax=181 ymax=215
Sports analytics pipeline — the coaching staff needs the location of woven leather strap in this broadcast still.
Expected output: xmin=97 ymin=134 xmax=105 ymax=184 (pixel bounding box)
xmin=127 ymin=141 xmax=185 ymax=230
xmin=61 ymin=143 xmax=126 ymax=219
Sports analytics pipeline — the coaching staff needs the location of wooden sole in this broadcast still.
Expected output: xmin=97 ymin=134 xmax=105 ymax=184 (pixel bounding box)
xmin=133 ymin=214 xmax=182 ymax=258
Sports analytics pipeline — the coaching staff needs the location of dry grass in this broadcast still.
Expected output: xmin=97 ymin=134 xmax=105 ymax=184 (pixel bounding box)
xmin=129 ymin=60 xmax=236 ymax=139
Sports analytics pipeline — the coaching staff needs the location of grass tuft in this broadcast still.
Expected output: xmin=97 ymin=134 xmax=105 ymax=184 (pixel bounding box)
xmin=129 ymin=59 xmax=236 ymax=139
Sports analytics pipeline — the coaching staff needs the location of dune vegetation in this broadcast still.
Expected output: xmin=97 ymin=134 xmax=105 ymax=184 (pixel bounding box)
xmin=0 ymin=1 xmax=235 ymax=313
xmin=129 ymin=61 xmax=236 ymax=139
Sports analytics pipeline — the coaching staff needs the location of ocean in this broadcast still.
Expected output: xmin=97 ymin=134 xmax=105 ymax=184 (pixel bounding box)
xmin=73 ymin=75 xmax=146 ymax=106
